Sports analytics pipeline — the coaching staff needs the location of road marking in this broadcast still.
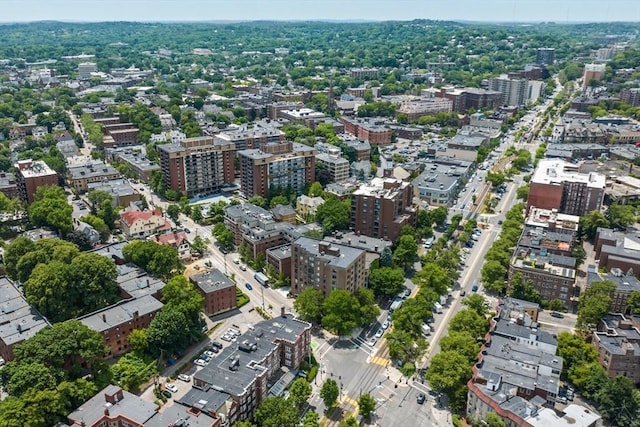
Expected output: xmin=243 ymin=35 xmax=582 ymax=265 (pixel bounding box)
xmin=369 ymin=356 xmax=390 ymax=367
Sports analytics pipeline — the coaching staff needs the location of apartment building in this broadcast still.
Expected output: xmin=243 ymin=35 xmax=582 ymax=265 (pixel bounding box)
xmin=467 ymin=299 xmax=586 ymax=427
xmin=316 ymin=153 xmax=350 ymax=183
xmin=619 ymin=88 xmax=640 ymax=107
xmin=224 ymin=203 xmax=301 ymax=259
xmin=67 ymin=159 xmax=120 ymax=193
xmin=350 ymin=178 xmax=416 ymax=243
xmin=215 ymin=121 xmax=285 ymax=151
xmin=583 ymin=63 xmax=606 ymax=88
xmin=509 ymin=223 xmax=579 ymax=311
xmin=434 ymin=87 xmax=503 ymax=113
xmin=0 ymin=277 xmax=50 ymax=363
xmin=157 ymin=136 xmax=235 ymax=197
xmin=412 ymin=158 xmax=473 ymax=207
xmin=296 ymin=195 xmax=324 ymax=221
xmin=595 ymin=228 xmax=640 ymax=277
xmin=349 ymin=68 xmax=379 ymax=80
xmin=527 ymin=159 xmax=605 ymax=216
xmin=189 ymin=269 xmax=237 ymax=316
xmin=339 ymin=117 xmax=392 ymax=145
xmin=536 ymin=48 xmax=555 ymax=65
xmin=14 ymin=159 xmax=58 ymax=204
xmin=290 ymin=236 xmax=367 ymax=296
xmin=78 ymin=295 xmax=163 ymax=358
xmin=239 ymin=141 xmax=316 ymax=198
xmin=184 ymin=312 xmax=311 ymax=424
xmin=119 ymin=208 xmax=170 ymax=239
xmin=587 ymin=265 xmax=640 ymax=314
xmin=87 ymin=179 xmax=140 ymax=208
xmin=593 ymin=313 xmax=640 ymax=383
xmin=0 ymin=171 xmax=18 ymax=200
xmin=396 ymin=97 xmax=453 ymax=122
xmin=105 ymin=145 xmax=161 ymax=183
xmin=77 ymin=62 xmax=97 ymax=79
xmin=488 ymin=75 xmax=529 ymax=106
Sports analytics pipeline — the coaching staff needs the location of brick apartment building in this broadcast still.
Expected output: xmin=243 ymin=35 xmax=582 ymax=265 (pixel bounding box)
xmin=527 ymin=159 xmax=605 ymax=215
xmin=78 ymin=295 xmax=163 ymax=358
xmin=215 ymin=120 xmax=286 ymax=151
xmin=290 ymin=237 xmax=367 ymax=296
xmin=157 ymin=136 xmax=235 ymax=197
xmin=0 ymin=171 xmax=18 ymax=200
xmin=593 ymin=313 xmax=640 ymax=384
xmin=239 ymin=141 xmax=316 ymax=198
xmin=594 ymin=228 xmax=640 ymax=277
xmin=350 ymin=177 xmax=416 ymax=243
xmin=189 ymin=269 xmax=237 ymax=316
xmin=66 ymin=159 xmax=120 ymax=193
xmin=434 ymin=87 xmax=503 ymax=112
xmin=0 ymin=277 xmax=50 ymax=363
xmin=14 ymin=159 xmax=58 ymax=204
xmin=339 ymin=117 xmax=392 ymax=145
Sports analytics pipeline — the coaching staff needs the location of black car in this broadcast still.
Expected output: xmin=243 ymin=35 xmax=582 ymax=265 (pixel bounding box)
xmin=211 ymin=341 xmax=223 ymax=350
xmin=416 ymin=393 xmax=426 ymax=404
xmin=550 ymin=312 xmax=565 ymax=319
xmin=162 ymin=390 xmax=172 ymax=399
xmin=219 ymin=247 xmax=229 ymax=254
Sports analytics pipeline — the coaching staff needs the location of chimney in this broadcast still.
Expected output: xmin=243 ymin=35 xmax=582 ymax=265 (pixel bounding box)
xmin=281 ymin=306 xmax=286 ymax=318
xmin=102 ymin=314 xmax=107 ymax=322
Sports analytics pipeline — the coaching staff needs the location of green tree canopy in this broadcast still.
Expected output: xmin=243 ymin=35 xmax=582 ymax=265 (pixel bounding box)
xmin=122 ymin=240 xmax=184 ymax=280
xmin=28 ymin=185 xmax=73 ymax=236
xmin=320 ymin=378 xmax=340 ymax=408
xmin=577 ymin=281 xmax=615 ymax=330
xmin=254 ymin=396 xmax=299 ymax=427
xmin=368 ymin=267 xmax=405 ymax=298
xmin=358 ymin=393 xmax=376 ymax=420
xmin=293 ymin=288 xmax=325 ymax=324
xmin=288 ymin=377 xmax=312 ymax=409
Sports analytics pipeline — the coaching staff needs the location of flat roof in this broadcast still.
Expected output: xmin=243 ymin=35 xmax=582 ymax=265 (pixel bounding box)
xmin=190 ymin=269 xmax=235 ymax=294
xmin=292 ymin=236 xmax=365 ymax=269
xmin=78 ymin=295 xmax=163 ymax=333
xmin=532 ymin=159 xmax=606 ymax=189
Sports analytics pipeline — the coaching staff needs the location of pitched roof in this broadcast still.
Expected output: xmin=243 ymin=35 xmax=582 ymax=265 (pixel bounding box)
xmin=149 ymin=231 xmax=189 ymax=248
xmin=119 ymin=208 xmax=163 ymax=227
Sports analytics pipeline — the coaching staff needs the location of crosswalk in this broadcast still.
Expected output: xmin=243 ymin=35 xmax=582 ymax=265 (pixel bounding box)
xmin=369 ymin=356 xmax=390 ymax=367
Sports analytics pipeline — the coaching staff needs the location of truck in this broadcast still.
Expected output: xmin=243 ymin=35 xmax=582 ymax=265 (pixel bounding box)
xmin=390 ymin=297 xmax=404 ymax=312
xmin=254 ymin=272 xmax=269 ymax=287
xmin=439 ymin=295 xmax=448 ymax=306
xmin=433 ymin=302 xmax=443 ymax=314
xmin=421 ymin=323 xmax=431 ymax=336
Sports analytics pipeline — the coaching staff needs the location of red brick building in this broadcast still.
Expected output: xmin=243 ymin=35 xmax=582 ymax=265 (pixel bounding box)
xmin=189 ymin=269 xmax=237 ymax=316
xmin=14 ymin=159 xmax=58 ymax=204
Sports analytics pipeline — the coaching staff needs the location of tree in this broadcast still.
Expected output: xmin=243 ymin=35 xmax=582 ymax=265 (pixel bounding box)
xmin=166 ymin=204 xmax=181 ymax=222
xmin=288 ymin=378 xmax=312 ymax=409
xmin=486 ymin=412 xmax=507 ymax=427
xmin=580 ymin=210 xmax=609 ymax=240
xmin=65 ymin=229 xmax=93 ymax=251
xmin=440 ymin=332 xmax=481 ymax=364
xmin=627 ymin=290 xmax=640 ymax=315
xmin=606 ymin=203 xmax=636 ymax=229
xmin=248 ymin=195 xmax=267 ymax=209
xmin=481 ymin=260 xmax=507 ymax=293
xmin=88 ymin=190 xmax=112 ymax=212
xmin=128 ymin=329 xmax=148 ymax=355
xmin=308 ymin=182 xmax=324 ymax=197
xmin=190 ymin=235 xmax=210 ymax=255
xmin=390 ymin=298 xmax=432 ymax=339
xmin=577 ymin=281 xmax=616 ymax=330
xmin=379 ymin=246 xmax=393 ymax=267
xmin=80 ymin=214 xmax=110 ymax=242
xmin=302 ymin=410 xmax=320 ymax=427
xmin=413 ymin=262 xmax=452 ymax=295
xmin=0 ymin=361 xmax=60 ymax=397
xmin=15 ymin=238 xmax=79 ymax=283
xmin=386 ymin=329 xmax=429 ymax=365
xmin=516 ymin=185 xmax=529 ymax=201
xmin=486 ymin=171 xmax=506 ymax=187
xmin=339 ymin=417 xmax=359 ymax=427
xmin=28 ymin=185 xmax=73 ymax=236
xmin=269 ymin=195 xmax=289 ymax=209
xmin=3 ymin=237 xmax=35 ymax=280
xmin=145 ymin=307 xmax=191 ymax=356
xmin=190 ymin=204 xmax=203 ymax=223
xmin=293 ymin=288 xmax=324 ymax=324
xmin=449 ymin=309 xmax=489 ymax=340
xmin=368 ymin=267 xmax=405 ymax=297
xmin=425 ymin=351 xmax=472 ymax=394
xmin=161 ymin=275 xmax=204 ymax=325
xmin=315 ymin=196 xmax=350 ymax=235
xmin=596 ymin=376 xmax=639 ymax=426
xmin=322 ymin=290 xmax=361 ymax=336
xmin=354 ymin=287 xmax=380 ymax=326
xmin=358 ymin=393 xmax=376 ymax=420
xmin=393 ymin=234 xmax=418 ymax=269
xmin=461 ymin=294 xmax=488 ymax=317
xmin=212 ymin=222 xmax=234 ymax=251
xmin=110 ymin=353 xmax=156 ymax=392
xmin=122 ymin=240 xmax=183 ymax=280
xmin=320 ymin=378 xmax=340 ymax=408
xmin=430 ymin=206 xmax=448 ymax=227
xmin=254 ymin=396 xmax=299 ymax=427
xmin=508 ymin=273 xmax=542 ymax=304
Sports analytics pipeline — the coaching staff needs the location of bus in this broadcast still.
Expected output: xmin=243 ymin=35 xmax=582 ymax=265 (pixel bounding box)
xmin=254 ymin=272 xmax=269 ymax=287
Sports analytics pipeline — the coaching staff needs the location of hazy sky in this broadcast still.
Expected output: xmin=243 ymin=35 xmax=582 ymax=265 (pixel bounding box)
xmin=1 ymin=0 xmax=639 ymax=23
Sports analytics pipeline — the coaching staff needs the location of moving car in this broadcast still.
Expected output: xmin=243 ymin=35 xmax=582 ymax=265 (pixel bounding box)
xmin=245 ymin=282 xmax=253 ymax=291
xmin=165 ymin=383 xmax=178 ymax=393
xmin=471 ymin=284 xmax=479 ymax=292
xmin=550 ymin=311 xmax=565 ymax=319
xmin=239 ymin=264 xmax=247 ymax=271
xmin=460 ymin=290 xmax=466 ymax=297
xmin=416 ymin=393 xmax=426 ymax=404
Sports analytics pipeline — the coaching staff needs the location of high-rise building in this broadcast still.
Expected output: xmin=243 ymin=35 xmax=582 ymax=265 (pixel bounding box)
xmin=527 ymin=159 xmax=605 ymax=216
xmin=77 ymin=62 xmax=97 ymax=79
xmin=619 ymin=88 xmax=640 ymax=107
xmin=536 ymin=47 xmax=555 ymax=65
xmin=239 ymin=141 xmax=316 ymax=198
xmin=14 ymin=159 xmax=58 ymax=204
xmin=350 ymin=177 xmax=416 ymax=243
xmin=157 ymin=136 xmax=235 ymax=197
xmin=290 ymin=236 xmax=367 ymax=296
xmin=582 ymin=63 xmax=607 ymax=88
xmin=488 ymin=75 xmax=528 ymax=106
xmin=315 ymin=153 xmax=350 ymax=183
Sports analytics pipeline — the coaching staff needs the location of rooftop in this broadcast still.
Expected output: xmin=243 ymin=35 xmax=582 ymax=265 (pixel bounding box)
xmin=352 ymin=177 xmax=410 ymax=199
xmin=78 ymin=295 xmax=164 ymax=333
xmin=15 ymin=159 xmax=56 ymax=178
xmin=68 ymin=160 xmax=119 ymax=180
xmin=292 ymin=236 xmax=365 ymax=269
xmin=0 ymin=277 xmax=50 ymax=347
xmin=190 ymin=268 xmax=235 ymax=294
xmin=532 ymin=159 xmax=606 ymax=189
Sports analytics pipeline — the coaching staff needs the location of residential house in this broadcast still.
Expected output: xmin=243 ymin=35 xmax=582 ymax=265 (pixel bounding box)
xmin=119 ymin=208 xmax=170 ymax=239
xmin=149 ymin=230 xmax=191 ymax=260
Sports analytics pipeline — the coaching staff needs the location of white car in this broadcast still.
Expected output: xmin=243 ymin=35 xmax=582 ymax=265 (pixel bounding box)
xmin=367 ymin=337 xmax=377 ymax=347
xmin=194 ymin=359 xmax=207 ymax=367
xmin=205 ymin=350 xmax=216 ymax=358
xmin=462 ymin=247 xmax=471 ymax=254
xmin=239 ymin=264 xmax=247 ymax=271
xmin=375 ymin=328 xmax=384 ymax=339
xmin=165 ymin=383 xmax=178 ymax=393
xmin=177 ymin=374 xmax=190 ymax=382
xmin=382 ymin=320 xmax=390 ymax=330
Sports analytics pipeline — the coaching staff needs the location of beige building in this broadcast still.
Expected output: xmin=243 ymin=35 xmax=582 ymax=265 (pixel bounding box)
xmin=119 ymin=208 xmax=170 ymax=239
xmin=290 ymin=236 xmax=367 ymax=296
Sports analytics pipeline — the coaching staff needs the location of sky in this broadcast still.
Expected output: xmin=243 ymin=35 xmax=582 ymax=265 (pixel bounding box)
xmin=1 ymin=0 xmax=639 ymax=23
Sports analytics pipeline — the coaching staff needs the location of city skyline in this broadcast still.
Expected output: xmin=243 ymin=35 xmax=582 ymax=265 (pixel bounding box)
xmin=1 ymin=0 xmax=640 ymax=23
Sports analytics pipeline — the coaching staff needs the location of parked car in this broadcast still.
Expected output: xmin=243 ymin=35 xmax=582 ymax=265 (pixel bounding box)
xmin=382 ymin=320 xmax=390 ymax=330
xmin=416 ymin=393 xmax=426 ymax=404
xmin=165 ymin=383 xmax=178 ymax=393
xmin=221 ymin=334 xmax=232 ymax=342
xmin=375 ymin=328 xmax=384 ymax=339
xmin=460 ymin=290 xmax=466 ymax=297
xmin=550 ymin=311 xmax=565 ymax=319
xmin=211 ymin=341 xmax=223 ymax=350
xmin=367 ymin=337 xmax=377 ymax=347
xmin=194 ymin=359 xmax=207 ymax=367
xmin=162 ymin=390 xmax=172 ymax=399
xmin=178 ymin=374 xmax=190 ymax=382
xmin=462 ymin=247 xmax=471 ymax=254
xmin=205 ymin=350 xmax=216 ymax=358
